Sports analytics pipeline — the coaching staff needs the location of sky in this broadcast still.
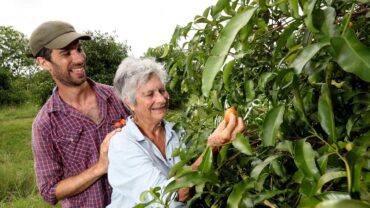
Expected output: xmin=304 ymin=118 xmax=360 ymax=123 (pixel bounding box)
xmin=1 ymin=0 xmax=216 ymax=56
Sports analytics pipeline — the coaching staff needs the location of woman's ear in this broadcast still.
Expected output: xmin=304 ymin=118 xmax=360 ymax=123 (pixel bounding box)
xmin=124 ymin=97 xmax=135 ymax=113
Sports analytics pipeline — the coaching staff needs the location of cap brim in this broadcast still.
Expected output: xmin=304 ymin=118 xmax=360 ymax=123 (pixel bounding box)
xmin=45 ymin=32 xmax=91 ymax=49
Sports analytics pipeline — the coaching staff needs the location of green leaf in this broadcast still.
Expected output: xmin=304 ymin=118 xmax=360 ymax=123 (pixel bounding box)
xmin=223 ymin=60 xmax=235 ymax=92
xmin=294 ymin=139 xmax=321 ymax=180
xmin=299 ymin=192 xmax=350 ymax=208
xmin=217 ymin=143 xmax=230 ymax=165
xmin=210 ymin=90 xmax=223 ymax=111
xmin=199 ymin=146 xmax=213 ymax=174
xmin=258 ymin=72 xmax=275 ymax=92
xmin=316 ymin=199 xmax=370 ymax=208
xmin=168 ymin=160 xmax=188 ymax=177
xmin=289 ymin=0 xmax=300 ymax=18
xmin=227 ymin=177 xmax=251 ymax=208
xmin=303 ymin=0 xmax=319 ymax=33
xmin=273 ymin=20 xmax=301 ymax=61
xmin=251 ymin=155 xmax=281 ymax=179
xmin=318 ymin=84 xmax=336 ymax=142
xmin=164 ymin=172 xmax=218 ymax=194
xmin=159 ymin=44 xmax=169 ymax=58
xmin=261 ymin=105 xmax=285 ymax=146
xmin=232 ymin=133 xmax=253 ymax=155
xmin=314 ymin=7 xmax=339 ymax=39
xmin=202 ymin=7 xmax=257 ymax=97
xmin=244 ymin=79 xmax=255 ymax=101
xmin=316 ymin=171 xmax=347 ymax=193
xmin=347 ymin=131 xmax=370 ymax=193
xmin=276 ymin=140 xmax=294 ymax=155
xmin=212 ymin=0 xmax=230 ymax=16
xmin=331 ymin=30 xmax=370 ymax=82
xmin=290 ymin=42 xmax=329 ymax=74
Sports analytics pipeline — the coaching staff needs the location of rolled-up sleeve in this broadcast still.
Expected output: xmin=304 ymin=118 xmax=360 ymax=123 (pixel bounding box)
xmin=32 ymin=120 xmax=62 ymax=205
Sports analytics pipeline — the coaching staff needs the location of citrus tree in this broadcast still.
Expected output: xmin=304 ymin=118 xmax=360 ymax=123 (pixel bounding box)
xmin=147 ymin=0 xmax=370 ymax=207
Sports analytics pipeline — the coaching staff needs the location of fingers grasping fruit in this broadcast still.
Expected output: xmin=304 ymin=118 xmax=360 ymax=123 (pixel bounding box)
xmin=224 ymin=106 xmax=237 ymax=123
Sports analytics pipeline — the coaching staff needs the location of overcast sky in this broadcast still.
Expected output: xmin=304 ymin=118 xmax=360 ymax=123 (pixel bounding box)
xmin=1 ymin=0 xmax=215 ymax=56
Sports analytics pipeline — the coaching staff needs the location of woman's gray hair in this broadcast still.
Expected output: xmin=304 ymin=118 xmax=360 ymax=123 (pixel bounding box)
xmin=113 ymin=57 xmax=168 ymax=105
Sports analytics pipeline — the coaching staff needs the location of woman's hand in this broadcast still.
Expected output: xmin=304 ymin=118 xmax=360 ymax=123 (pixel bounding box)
xmin=207 ymin=114 xmax=245 ymax=148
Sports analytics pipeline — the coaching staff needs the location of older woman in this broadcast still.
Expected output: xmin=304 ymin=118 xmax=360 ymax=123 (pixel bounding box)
xmin=107 ymin=57 xmax=245 ymax=207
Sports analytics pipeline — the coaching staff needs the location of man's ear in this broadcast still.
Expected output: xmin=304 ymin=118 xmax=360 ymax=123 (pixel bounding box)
xmin=36 ymin=57 xmax=51 ymax=72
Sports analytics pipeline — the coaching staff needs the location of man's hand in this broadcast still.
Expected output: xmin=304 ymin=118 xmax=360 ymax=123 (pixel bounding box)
xmin=55 ymin=128 xmax=121 ymax=200
xmin=207 ymin=114 xmax=245 ymax=147
xmin=94 ymin=128 xmax=122 ymax=175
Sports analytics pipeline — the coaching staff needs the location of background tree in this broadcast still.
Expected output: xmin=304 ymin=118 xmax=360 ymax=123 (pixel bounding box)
xmin=140 ymin=0 xmax=370 ymax=207
xmin=0 ymin=26 xmax=35 ymax=76
xmin=83 ymin=30 xmax=130 ymax=85
xmin=0 ymin=26 xmax=34 ymax=104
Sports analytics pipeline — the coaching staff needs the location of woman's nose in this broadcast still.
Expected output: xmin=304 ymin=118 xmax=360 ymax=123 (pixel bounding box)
xmin=155 ymin=92 xmax=168 ymax=102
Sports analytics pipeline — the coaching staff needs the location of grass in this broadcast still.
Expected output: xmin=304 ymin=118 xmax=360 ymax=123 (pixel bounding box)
xmin=0 ymin=103 xmax=58 ymax=207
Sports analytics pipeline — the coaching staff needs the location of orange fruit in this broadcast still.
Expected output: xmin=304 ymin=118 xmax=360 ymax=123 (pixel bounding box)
xmin=224 ymin=107 xmax=237 ymax=123
xmin=113 ymin=118 xmax=126 ymax=127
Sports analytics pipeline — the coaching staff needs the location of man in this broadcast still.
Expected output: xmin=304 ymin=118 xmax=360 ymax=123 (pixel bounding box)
xmin=30 ymin=20 xmax=128 ymax=207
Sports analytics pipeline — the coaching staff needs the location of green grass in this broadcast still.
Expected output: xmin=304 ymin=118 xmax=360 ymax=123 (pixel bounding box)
xmin=0 ymin=104 xmax=58 ymax=207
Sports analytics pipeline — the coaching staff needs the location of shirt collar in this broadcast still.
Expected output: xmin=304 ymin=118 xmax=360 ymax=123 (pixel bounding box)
xmin=46 ymin=78 xmax=112 ymax=114
xmin=125 ymin=116 xmax=175 ymax=143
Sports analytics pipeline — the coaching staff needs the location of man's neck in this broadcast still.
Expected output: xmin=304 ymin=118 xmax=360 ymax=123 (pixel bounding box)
xmin=57 ymin=81 xmax=93 ymax=107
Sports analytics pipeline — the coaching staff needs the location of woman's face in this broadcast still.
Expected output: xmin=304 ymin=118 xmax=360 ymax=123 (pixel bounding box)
xmin=129 ymin=74 xmax=169 ymax=125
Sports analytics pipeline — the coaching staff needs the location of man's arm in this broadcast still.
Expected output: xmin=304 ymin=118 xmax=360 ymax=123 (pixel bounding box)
xmin=54 ymin=128 xmax=120 ymax=200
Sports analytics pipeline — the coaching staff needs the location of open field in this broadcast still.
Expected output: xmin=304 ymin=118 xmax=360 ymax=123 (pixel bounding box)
xmin=0 ymin=104 xmax=59 ymax=208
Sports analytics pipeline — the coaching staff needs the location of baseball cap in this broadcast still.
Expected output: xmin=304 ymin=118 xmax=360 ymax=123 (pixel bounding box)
xmin=29 ymin=20 xmax=91 ymax=57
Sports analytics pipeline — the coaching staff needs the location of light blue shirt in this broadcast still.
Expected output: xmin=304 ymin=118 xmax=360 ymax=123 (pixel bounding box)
xmin=107 ymin=117 xmax=185 ymax=208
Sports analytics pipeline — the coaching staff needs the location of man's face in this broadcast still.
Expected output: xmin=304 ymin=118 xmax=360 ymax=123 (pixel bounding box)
xmin=41 ymin=40 xmax=87 ymax=87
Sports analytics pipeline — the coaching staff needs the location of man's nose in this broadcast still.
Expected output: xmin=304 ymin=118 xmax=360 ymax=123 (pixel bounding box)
xmin=71 ymin=50 xmax=85 ymax=63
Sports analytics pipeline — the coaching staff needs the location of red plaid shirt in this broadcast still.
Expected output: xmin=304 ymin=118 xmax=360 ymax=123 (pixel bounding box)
xmin=32 ymin=80 xmax=128 ymax=208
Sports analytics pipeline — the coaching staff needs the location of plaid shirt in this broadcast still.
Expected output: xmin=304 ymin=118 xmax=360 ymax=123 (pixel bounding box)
xmin=32 ymin=80 xmax=128 ymax=208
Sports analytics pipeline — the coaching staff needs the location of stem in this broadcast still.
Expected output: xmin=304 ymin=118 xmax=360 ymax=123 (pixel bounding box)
xmin=338 ymin=154 xmax=352 ymax=193
xmin=342 ymin=3 xmax=355 ymax=36
xmin=292 ymin=87 xmax=310 ymax=126
xmin=310 ymin=129 xmax=352 ymax=193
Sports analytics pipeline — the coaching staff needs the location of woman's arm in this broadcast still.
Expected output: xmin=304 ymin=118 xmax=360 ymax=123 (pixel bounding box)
xmin=177 ymin=114 xmax=245 ymax=202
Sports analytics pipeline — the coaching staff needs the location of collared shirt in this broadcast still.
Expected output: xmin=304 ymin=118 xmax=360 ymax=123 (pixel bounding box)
xmin=107 ymin=117 xmax=185 ymax=208
xmin=32 ymin=80 xmax=128 ymax=208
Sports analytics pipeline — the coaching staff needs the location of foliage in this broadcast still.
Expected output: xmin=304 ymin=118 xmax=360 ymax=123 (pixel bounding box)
xmin=0 ymin=26 xmax=36 ymax=105
xmin=29 ymin=71 xmax=55 ymax=105
xmin=152 ymin=0 xmax=370 ymax=207
xmin=145 ymin=45 xmax=189 ymax=109
xmin=83 ymin=30 xmax=130 ymax=85
xmin=0 ymin=26 xmax=35 ymax=76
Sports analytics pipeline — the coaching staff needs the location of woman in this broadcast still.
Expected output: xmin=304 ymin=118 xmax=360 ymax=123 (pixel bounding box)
xmin=107 ymin=57 xmax=245 ymax=207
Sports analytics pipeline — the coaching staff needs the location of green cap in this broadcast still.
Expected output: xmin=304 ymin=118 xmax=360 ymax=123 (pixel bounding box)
xmin=29 ymin=21 xmax=91 ymax=57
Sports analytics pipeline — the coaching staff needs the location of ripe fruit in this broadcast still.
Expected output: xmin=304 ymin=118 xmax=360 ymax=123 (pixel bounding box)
xmin=114 ymin=118 xmax=126 ymax=127
xmin=224 ymin=107 xmax=237 ymax=123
